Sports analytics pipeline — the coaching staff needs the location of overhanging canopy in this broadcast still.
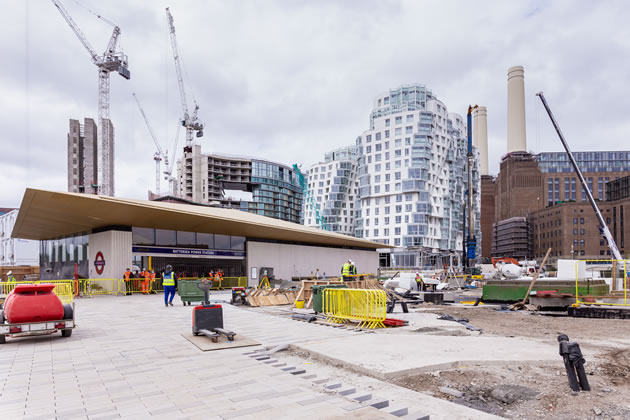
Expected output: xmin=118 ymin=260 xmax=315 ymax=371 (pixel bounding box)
xmin=12 ymin=189 xmax=390 ymax=250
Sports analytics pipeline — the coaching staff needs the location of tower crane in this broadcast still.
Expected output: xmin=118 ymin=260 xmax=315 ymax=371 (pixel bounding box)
xmin=51 ymin=0 xmax=130 ymax=196
xmin=132 ymin=93 xmax=168 ymax=196
xmin=166 ymin=7 xmax=204 ymax=148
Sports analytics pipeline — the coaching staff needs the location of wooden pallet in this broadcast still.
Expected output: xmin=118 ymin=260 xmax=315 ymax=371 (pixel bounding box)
xmin=246 ymin=288 xmax=298 ymax=307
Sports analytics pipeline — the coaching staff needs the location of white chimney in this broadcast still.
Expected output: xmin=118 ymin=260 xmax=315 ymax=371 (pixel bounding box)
xmin=507 ymin=65 xmax=527 ymax=153
xmin=475 ymin=106 xmax=489 ymax=175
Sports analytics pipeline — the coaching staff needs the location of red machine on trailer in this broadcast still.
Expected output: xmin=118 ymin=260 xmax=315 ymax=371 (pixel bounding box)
xmin=0 ymin=284 xmax=76 ymax=344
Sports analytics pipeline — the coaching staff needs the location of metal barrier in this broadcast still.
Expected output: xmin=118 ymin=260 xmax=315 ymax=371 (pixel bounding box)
xmin=574 ymin=260 xmax=629 ymax=308
xmin=178 ymin=277 xmax=247 ymax=290
xmin=323 ymin=288 xmax=387 ymax=329
xmin=119 ymin=278 xmax=153 ymax=294
xmin=0 ymin=280 xmax=75 ymax=304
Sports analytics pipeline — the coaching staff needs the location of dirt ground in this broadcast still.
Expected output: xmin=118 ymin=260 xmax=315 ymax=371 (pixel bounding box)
xmin=390 ymin=305 xmax=630 ymax=419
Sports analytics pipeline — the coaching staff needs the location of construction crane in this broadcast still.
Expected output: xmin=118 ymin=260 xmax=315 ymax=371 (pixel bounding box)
xmin=166 ymin=7 xmax=204 ymax=148
xmin=463 ymin=104 xmax=479 ymax=270
xmin=293 ymin=164 xmax=328 ymax=231
xmin=132 ymin=93 xmax=168 ymax=196
xmin=536 ymin=92 xmax=622 ymax=261
xmin=52 ymin=0 xmax=130 ymax=196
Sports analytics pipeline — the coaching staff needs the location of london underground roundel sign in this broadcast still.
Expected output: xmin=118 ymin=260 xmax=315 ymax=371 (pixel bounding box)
xmin=94 ymin=251 xmax=106 ymax=275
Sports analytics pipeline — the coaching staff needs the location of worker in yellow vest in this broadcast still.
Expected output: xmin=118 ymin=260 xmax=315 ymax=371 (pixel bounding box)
xmin=341 ymin=259 xmax=352 ymax=282
xmin=163 ymin=265 xmax=176 ymax=307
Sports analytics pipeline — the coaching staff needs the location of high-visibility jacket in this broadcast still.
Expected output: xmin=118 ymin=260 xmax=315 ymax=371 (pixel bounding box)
xmin=8 ymin=275 xmax=16 ymax=284
xmin=124 ymin=271 xmax=131 ymax=280
xmin=341 ymin=263 xmax=351 ymax=276
xmin=163 ymin=272 xmax=175 ymax=286
xmin=150 ymin=272 xmax=156 ymax=282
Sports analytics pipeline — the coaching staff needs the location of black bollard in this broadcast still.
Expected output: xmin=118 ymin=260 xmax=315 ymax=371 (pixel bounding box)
xmin=557 ymin=334 xmax=590 ymax=392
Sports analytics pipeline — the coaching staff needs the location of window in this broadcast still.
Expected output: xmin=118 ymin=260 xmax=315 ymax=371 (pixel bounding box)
xmin=385 ymin=206 xmax=390 ymax=214
xmin=373 ymin=229 xmax=379 ymax=236
xmin=395 ymin=205 xmax=402 ymax=213
xmin=405 ymin=137 xmax=411 ymax=145
xmin=405 ymin=126 xmax=413 ymax=134
xmin=395 ymin=227 xmax=401 ymax=235
xmin=366 ymin=134 xmax=372 ymax=143
xmin=573 ymin=229 xmax=578 ymax=235
xmin=155 ymin=229 xmax=176 ymax=246
xmin=580 ymin=229 xmax=585 ymax=235
xmin=375 ymin=175 xmax=381 ymax=183
xmin=385 ymin=174 xmax=391 ymax=182
xmin=385 ymin=196 xmax=391 ymax=204
xmin=375 ymin=132 xmax=381 ymax=140
xmin=395 ymin=216 xmax=402 ymax=224
xmin=395 ymin=116 xmax=402 ymax=124
xmin=376 ymin=144 xmax=382 ymax=152
xmin=580 ymin=218 xmax=584 ymax=224
xmin=375 ymin=154 xmax=381 ymax=162
xmin=405 ymin=204 xmax=412 ymax=212
xmin=395 ymin=139 xmax=402 ymax=147
xmin=366 ymin=146 xmax=372 ymax=153
xmin=573 ymin=218 xmax=578 ymax=224
xmin=395 ymin=127 xmax=402 ymax=136
xmin=374 ymin=186 xmax=380 ymax=193
xmin=385 ymin=184 xmax=390 ymax=192
xmin=395 ymin=150 xmax=402 ymax=157
xmin=395 ymin=172 xmax=401 ymax=180
xmin=385 ymin=130 xmax=390 ymax=138
xmin=385 ymin=119 xmax=390 ymax=127
xmin=406 ymin=114 xmax=414 ymax=122
xmin=396 ymin=194 xmax=402 ymax=202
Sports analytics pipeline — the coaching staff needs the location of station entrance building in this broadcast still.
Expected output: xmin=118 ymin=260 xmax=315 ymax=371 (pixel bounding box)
xmin=12 ymin=189 xmax=386 ymax=285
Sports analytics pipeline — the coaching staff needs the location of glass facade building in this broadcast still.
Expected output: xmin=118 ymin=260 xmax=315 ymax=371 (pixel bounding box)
xmin=536 ymin=151 xmax=630 ymax=173
xmin=305 ymin=146 xmax=359 ymax=235
xmin=176 ymin=145 xmax=303 ymax=224
xmin=354 ymin=84 xmax=481 ymax=255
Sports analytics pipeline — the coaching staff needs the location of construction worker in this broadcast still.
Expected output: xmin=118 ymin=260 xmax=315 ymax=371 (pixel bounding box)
xmin=123 ymin=268 xmax=132 ymax=296
xmin=415 ymin=271 xmax=424 ymax=291
xmin=350 ymin=261 xmax=357 ymax=277
xmin=142 ymin=269 xmax=150 ymax=295
xmin=5 ymin=271 xmax=16 ymax=295
xmin=341 ymin=259 xmax=352 ymax=282
xmin=163 ymin=265 xmax=176 ymax=307
xmin=7 ymin=270 xmax=16 ymax=284
xmin=215 ymin=270 xmax=223 ymax=289
xmin=149 ymin=270 xmax=157 ymax=294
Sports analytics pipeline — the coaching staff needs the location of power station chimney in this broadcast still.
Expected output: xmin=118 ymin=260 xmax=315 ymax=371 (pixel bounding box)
xmin=475 ymin=106 xmax=489 ymax=175
xmin=507 ymin=65 xmax=527 ymax=153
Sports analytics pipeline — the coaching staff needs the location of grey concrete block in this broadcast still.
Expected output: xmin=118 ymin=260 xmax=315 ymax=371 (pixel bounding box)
xmin=386 ymin=406 xmax=409 ymax=417
xmin=338 ymin=387 xmax=356 ymax=396
xmin=301 ymin=374 xmax=317 ymax=379
xmin=271 ymin=363 xmax=286 ymax=368
xmin=289 ymin=370 xmax=306 ymax=375
xmin=312 ymin=378 xmax=329 ymax=384
xmin=368 ymin=399 xmax=389 ymax=409
xmin=280 ymin=366 xmax=296 ymax=371
xmin=352 ymin=393 xmax=372 ymax=402
xmin=325 ymin=383 xmax=341 ymax=390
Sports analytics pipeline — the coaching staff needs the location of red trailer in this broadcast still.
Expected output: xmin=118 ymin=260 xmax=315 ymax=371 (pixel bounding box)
xmin=0 ymin=284 xmax=75 ymax=344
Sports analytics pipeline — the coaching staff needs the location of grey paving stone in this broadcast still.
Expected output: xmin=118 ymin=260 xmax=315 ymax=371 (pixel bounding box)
xmin=325 ymin=383 xmax=341 ymax=390
xmin=386 ymin=406 xmax=409 ymax=417
xmin=352 ymin=393 xmax=372 ymax=402
xmin=218 ymin=404 xmax=272 ymax=419
xmin=289 ymin=369 xmax=306 ymax=375
xmin=280 ymin=366 xmax=296 ymax=371
xmin=297 ymin=395 xmax=336 ymax=406
xmin=368 ymin=399 xmax=390 ymax=409
xmin=338 ymin=387 xmax=356 ymax=396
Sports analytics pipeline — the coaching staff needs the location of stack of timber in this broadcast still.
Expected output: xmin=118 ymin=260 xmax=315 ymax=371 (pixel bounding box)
xmin=296 ymin=278 xmax=382 ymax=309
xmin=246 ymin=288 xmax=298 ymax=307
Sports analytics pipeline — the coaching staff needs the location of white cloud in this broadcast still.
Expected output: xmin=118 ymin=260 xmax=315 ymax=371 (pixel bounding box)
xmin=1 ymin=0 xmax=629 ymax=207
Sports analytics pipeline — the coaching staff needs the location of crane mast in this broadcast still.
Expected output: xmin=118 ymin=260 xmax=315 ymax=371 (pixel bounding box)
xmin=52 ymin=0 xmax=130 ymax=196
xmin=133 ymin=93 xmax=167 ymax=195
xmin=166 ymin=7 xmax=204 ymax=148
xmin=536 ymin=92 xmax=623 ymax=261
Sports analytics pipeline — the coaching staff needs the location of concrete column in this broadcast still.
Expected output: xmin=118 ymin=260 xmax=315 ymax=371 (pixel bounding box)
xmin=88 ymin=229 xmax=132 ymax=281
xmin=507 ymin=65 xmax=527 ymax=153
xmin=475 ymin=106 xmax=489 ymax=175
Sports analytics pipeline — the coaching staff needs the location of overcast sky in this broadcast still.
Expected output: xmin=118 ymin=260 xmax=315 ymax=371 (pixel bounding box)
xmin=1 ymin=0 xmax=629 ymax=207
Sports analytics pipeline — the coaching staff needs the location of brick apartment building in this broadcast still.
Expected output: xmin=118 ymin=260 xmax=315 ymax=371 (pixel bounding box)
xmin=484 ymin=151 xmax=630 ymax=260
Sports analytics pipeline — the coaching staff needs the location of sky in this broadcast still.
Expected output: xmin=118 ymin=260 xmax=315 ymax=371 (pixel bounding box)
xmin=1 ymin=0 xmax=629 ymax=208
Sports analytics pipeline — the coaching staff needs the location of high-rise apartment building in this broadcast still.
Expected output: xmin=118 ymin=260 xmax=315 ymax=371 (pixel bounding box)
xmin=67 ymin=118 xmax=98 ymax=194
xmin=304 ymin=146 xmax=360 ymax=235
xmin=354 ymin=84 xmax=480 ymax=259
xmin=176 ymin=144 xmax=303 ymax=223
xmin=67 ymin=118 xmax=114 ymax=195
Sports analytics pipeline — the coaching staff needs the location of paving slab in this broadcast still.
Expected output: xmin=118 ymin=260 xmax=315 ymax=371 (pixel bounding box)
xmin=293 ymin=332 xmax=558 ymax=378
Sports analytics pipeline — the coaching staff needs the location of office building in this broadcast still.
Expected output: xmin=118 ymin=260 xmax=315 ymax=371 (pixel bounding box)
xmin=354 ymin=84 xmax=480 ymax=262
xmin=0 ymin=209 xmax=38 ymax=266
xmin=176 ymin=145 xmax=303 ymax=224
xmin=67 ymin=118 xmax=114 ymax=196
xmin=304 ymin=146 xmax=359 ymax=235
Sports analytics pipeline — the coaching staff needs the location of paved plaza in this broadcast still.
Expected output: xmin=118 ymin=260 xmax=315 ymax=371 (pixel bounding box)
xmin=0 ymin=292 xmax=499 ymax=419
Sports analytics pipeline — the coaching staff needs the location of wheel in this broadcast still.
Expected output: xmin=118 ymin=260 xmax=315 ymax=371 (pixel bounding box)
xmin=62 ymin=304 xmax=73 ymax=320
xmin=211 ymin=337 xmax=218 ymax=343
xmin=0 ymin=311 xmax=5 ymax=344
xmin=61 ymin=329 xmax=72 ymax=337
xmin=228 ymin=336 xmax=234 ymax=342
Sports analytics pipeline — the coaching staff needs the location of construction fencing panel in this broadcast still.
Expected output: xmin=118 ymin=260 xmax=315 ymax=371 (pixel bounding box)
xmin=0 ymin=280 xmax=74 ymax=304
xmin=323 ymin=288 xmax=387 ymax=329
xmin=178 ymin=277 xmax=247 ymax=290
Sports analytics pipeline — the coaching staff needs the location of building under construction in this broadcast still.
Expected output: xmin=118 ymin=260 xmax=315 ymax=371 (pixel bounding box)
xmin=67 ymin=118 xmax=114 ymax=195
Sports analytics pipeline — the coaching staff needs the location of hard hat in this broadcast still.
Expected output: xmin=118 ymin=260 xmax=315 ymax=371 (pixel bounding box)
xmin=166 ymin=265 xmax=173 ymax=271
xmin=7 ymin=271 xmax=12 ymax=275
xmin=347 ymin=259 xmax=352 ymax=262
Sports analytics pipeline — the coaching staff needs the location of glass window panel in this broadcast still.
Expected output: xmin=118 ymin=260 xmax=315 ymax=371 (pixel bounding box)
xmin=215 ymin=234 xmax=231 ymax=250
xmin=155 ymin=229 xmax=176 ymax=247
xmin=132 ymin=227 xmax=154 ymax=245
xmin=176 ymin=231 xmax=196 ymax=247
xmin=230 ymin=236 xmax=245 ymax=250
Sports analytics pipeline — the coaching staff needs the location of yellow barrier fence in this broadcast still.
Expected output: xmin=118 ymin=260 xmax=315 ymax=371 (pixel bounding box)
xmin=0 ymin=280 xmax=75 ymax=304
xmin=178 ymin=277 xmax=247 ymax=290
xmin=574 ymin=260 xmax=629 ymax=308
xmin=323 ymin=288 xmax=387 ymax=329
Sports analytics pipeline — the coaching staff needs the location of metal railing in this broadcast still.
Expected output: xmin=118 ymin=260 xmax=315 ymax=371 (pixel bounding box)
xmin=574 ymin=260 xmax=629 ymax=307
xmin=323 ymin=288 xmax=387 ymax=329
